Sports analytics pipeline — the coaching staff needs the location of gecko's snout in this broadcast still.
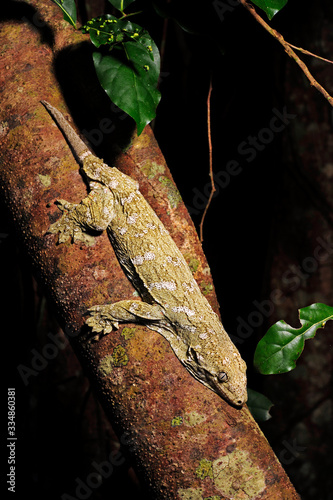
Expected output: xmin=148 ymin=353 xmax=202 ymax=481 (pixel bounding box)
xmin=235 ymin=391 xmax=248 ymax=407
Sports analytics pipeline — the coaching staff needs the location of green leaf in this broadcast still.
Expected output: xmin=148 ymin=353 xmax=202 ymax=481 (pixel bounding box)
xmin=251 ymin=0 xmax=288 ymax=20
xmin=247 ymin=389 xmax=273 ymax=422
xmin=85 ymin=15 xmax=160 ymax=134
xmin=51 ymin=0 xmax=77 ymax=28
xmin=82 ymin=15 xmax=122 ymax=48
xmin=254 ymin=303 xmax=333 ymax=374
xmin=108 ymin=0 xmax=136 ymax=12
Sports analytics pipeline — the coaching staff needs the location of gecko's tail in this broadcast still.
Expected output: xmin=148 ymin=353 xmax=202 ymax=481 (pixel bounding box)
xmin=41 ymin=101 xmax=91 ymax=163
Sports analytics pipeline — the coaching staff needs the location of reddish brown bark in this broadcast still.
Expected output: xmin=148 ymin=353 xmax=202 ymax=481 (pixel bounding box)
xmin=1 ymin=1 xmax=300 ymax=498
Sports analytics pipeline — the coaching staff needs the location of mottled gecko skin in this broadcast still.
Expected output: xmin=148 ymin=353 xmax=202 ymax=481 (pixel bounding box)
xmin=42 ymin=101 xmax=247 ymax=406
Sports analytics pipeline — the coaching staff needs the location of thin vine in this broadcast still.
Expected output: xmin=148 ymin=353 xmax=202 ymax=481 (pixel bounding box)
xmin=239 ymin=0 xmax=333 ymax=107
xmin=199 ymin=77 xmax=215 ymax=242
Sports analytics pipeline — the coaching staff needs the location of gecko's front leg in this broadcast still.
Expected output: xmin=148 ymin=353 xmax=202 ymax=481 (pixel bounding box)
xmin=48 ymin=183 xmax=114 ymax=244
xmin=86 ymin=300 xmax=166 ymax=335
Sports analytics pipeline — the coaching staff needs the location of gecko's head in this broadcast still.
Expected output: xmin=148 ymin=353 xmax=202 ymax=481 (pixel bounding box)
xmin=186 ymin=345 xmax=247 ymax=407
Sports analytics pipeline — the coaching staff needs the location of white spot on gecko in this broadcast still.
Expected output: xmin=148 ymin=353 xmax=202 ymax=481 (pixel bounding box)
xmin=127 ymin=213 xmax=138 ymax=224
xmin=181 ymin=324 xmax=197 ymax=333
xmin=103 ymin=206 xmax=112 ymax=217
xmin=80 ymin=151 xmax=91 ymax=161
xmin=145 ymin=251 xmax=155 ymax=260
xmin=129 ymin=303 xmax=140 ymax=313
xmin=121 ymin=192 xmax=136 ymax=205
xmin=118 ymin=227 xmax=127 ymax=235
xmin=132 ymin=252 xmax=156 ymax=265
xmin=172 ymin=306 xmax=195 ymax=317
xmin=134 ymin=228 xmax=151 ymax=237
xmin=132 ymin=255 xmax=144 ymax=265
xmin=166 ymin=256 xmax=182 ymax=266
xmin=159 ymin=226 xmax=169 ymax=235
xmin=182 ymin=281 xmax=196 ymax=293
xmin=109 ymin=179 xmax=119 ymax=189
xmin=149 ymin=281 xmax=177 ymax=291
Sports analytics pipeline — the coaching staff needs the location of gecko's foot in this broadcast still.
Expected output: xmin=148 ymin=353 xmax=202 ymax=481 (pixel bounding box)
xmin=86 ymin=305 xmax=120 ymax=335
xmin=48 ymin=200 xmax=96 ymax=246
xmin=47 ymin=200 xmax=80 ymax=243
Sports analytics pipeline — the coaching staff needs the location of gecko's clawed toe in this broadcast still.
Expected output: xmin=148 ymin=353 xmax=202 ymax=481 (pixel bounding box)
xmin=86 ymin=310 xmax=118 ymax=335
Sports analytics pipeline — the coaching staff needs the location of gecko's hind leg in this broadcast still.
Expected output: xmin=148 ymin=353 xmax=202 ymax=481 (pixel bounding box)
xmin=86 ymin=299 xmax=165 ymax=337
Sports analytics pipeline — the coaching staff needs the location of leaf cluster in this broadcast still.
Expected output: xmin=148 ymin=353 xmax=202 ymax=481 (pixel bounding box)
xmin=52 ymin=0 xmax=289 ymax=133
xmin=52 ymin=0 xmax=160 ymax=134
xmin=248 ymin=303 xmax=333 ymax=421
xmin=254 ymin=303 xmax=333 ymax=374
xmin=251 ymin=0 xmax=288 ymax=20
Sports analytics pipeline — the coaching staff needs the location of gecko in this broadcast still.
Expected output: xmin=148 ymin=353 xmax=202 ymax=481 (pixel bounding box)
xmin=41 ymin=101 xmax=247 ymax=406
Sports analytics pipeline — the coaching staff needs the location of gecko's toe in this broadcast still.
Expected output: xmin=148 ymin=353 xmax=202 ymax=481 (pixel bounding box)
xmin=87 ymin=305 xmax=101 ymax=313
xmin=86 ymin=313 xmax=118 ymax=334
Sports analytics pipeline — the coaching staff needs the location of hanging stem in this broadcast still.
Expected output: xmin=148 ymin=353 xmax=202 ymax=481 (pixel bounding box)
xmin=199 ymin=77 xmax=216 ymax=242
xmin=287 ymin=43 xmax=333 ymax=65
xmin=239 ymin=0 xmax=333 ymax=106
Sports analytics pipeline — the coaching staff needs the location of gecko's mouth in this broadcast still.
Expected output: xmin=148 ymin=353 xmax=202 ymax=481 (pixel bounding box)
xmin=213 ymin=377 xmax=248 ymax=407
xmin=222 ymin=387 xmax=247 ymax=407
xmin=202 ymin=373 xmax=247 ymax=406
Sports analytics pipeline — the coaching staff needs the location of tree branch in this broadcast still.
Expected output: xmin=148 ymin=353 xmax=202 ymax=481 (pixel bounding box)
xmin=239 ymin=0 xmax=333 ymax=106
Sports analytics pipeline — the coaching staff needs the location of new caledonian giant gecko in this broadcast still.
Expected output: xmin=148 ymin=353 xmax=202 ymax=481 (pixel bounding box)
xmin=42 ymin=101 xmax=247 ymax=406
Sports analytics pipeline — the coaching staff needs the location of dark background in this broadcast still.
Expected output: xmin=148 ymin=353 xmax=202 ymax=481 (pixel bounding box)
xmin=3 ymin=0 xmax=332 ymax=499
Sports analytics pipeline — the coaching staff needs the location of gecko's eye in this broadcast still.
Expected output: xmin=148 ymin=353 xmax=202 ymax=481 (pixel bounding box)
xmin=217 ymin=372 xmax=228 ymax=383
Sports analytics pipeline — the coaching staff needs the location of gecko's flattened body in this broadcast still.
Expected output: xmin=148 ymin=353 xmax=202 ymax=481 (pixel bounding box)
xmin=43 ymin=101 xmax=247 ymax=406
